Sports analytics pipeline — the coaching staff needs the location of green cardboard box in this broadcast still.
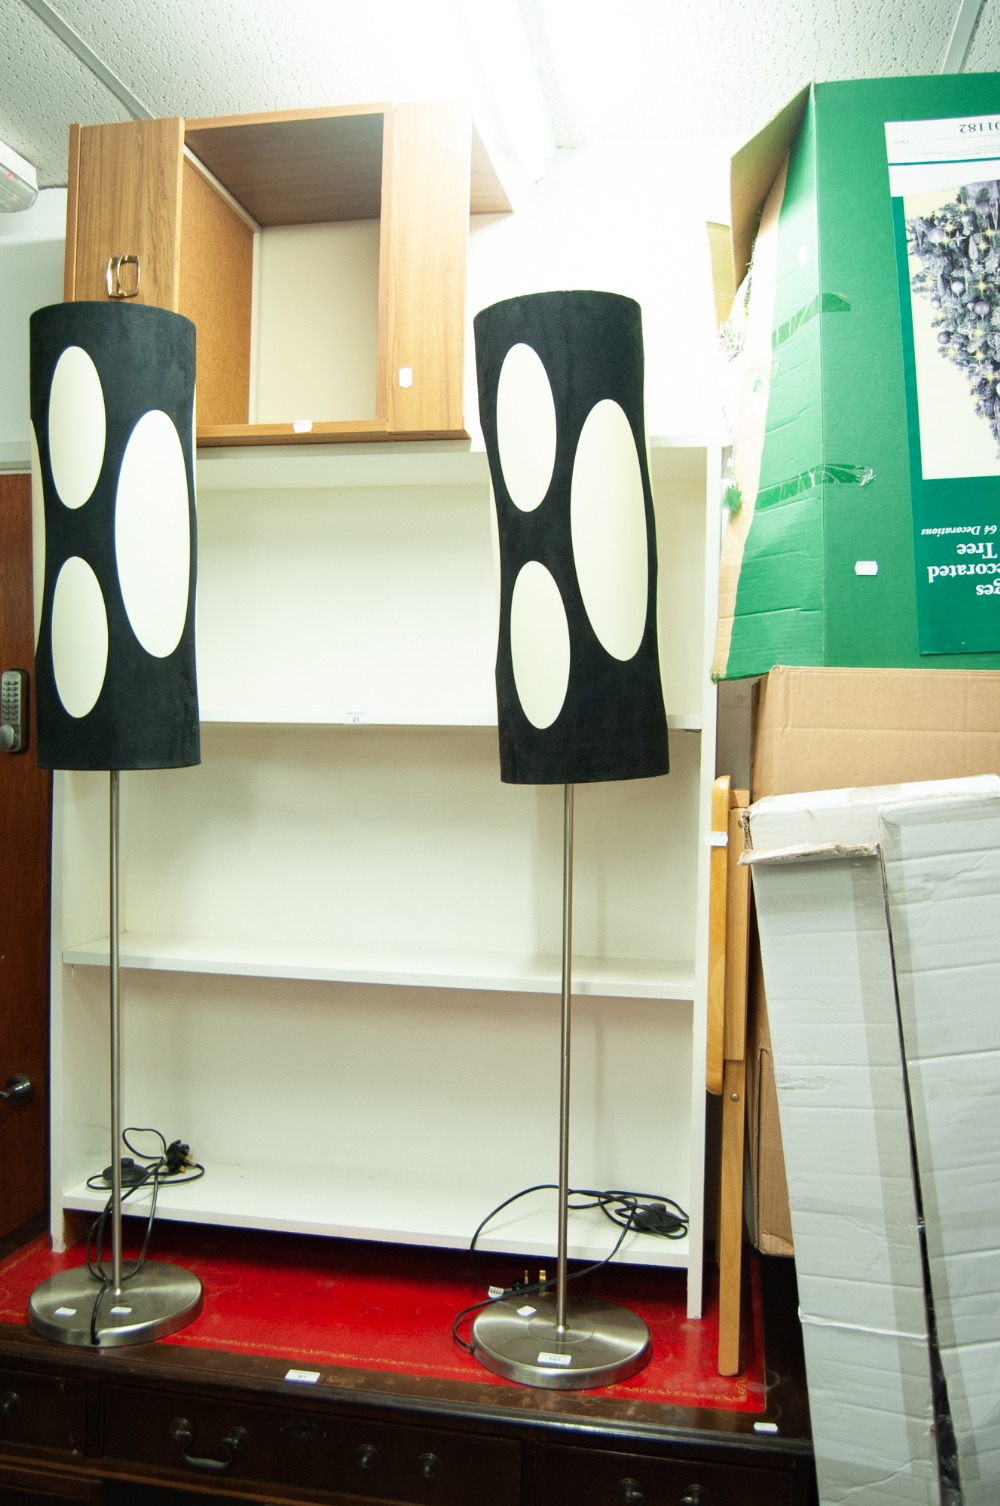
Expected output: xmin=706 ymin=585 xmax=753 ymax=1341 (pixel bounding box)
xmin=714 ymin=75 xmax=1000 ymax=681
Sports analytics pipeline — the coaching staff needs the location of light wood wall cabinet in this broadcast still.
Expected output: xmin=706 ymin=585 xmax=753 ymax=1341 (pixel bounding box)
xmin=48 ymin=436 xmax=721 ymax=1319
xmin=64 ymin=102 xmax=509 ymax=445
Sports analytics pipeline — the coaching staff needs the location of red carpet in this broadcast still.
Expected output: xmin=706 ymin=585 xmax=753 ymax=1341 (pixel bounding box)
xmin=0 ymin=1222 xmax=764 ymax=1411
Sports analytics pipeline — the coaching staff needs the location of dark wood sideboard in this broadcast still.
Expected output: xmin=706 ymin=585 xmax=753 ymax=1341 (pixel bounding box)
xmin=0 ymin=1242 xmax=816 ymax=1506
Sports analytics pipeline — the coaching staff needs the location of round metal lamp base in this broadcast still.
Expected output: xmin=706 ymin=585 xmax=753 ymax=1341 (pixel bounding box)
xmin=27 ymin=1261 xmax=203 ymax=1348
xmin=472 ymin=1291 xmax=651 ymax=1390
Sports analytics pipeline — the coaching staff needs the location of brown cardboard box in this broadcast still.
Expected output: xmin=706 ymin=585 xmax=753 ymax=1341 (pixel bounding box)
xmin=745 ymin=664 xmax=1000 ymax=1254
xmin=746 ymin=947 xmax=793 ymax=1257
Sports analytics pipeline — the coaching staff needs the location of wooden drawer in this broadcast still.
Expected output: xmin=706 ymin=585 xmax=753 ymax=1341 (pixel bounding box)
xmin=0 ymin=1367 xmax=87 ymax=1457
xmin=102 ymin=1384 xmax=521 ymax=1504
xmin=0 ymin=1459 xmax=97 ymax=1503
xmin=534 ymin=1443 xmax=796 ymax=1506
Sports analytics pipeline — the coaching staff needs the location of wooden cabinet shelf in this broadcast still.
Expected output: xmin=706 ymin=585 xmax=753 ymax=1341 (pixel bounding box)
xmin=64 ymin=103 xmax=509 ymax=447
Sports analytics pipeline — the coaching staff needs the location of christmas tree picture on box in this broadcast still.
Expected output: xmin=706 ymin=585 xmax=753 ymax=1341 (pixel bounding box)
xmin=906 ymin=179 xmax=1000 ymax=477
xmin=887 ymin=112 xmax=1000 ymax=655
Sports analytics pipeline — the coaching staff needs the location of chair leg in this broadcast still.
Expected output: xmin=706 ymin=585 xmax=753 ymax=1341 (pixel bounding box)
xmin=718 ymin=1054 xmax=747 ymax=1376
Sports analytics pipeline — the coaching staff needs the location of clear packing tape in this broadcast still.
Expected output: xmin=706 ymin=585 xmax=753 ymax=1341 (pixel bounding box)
xmin=754 ymin=461 xmax=876 ymax=510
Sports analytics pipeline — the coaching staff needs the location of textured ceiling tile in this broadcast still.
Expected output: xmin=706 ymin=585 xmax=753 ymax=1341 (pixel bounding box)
xmin=3 ymin=0 xmax=475 ymax=184
xmin=2 ymin=0 xmax=1000 ymax=190
xmin=521 ymin=0 xmax=979 ymax=148
xmin=966 ymin=0 xmax=1000 ymax=70
xmin=0 ymin=0 xmax=131 ymax=183
xmin=27 ymin=0 xmax=468 ymax=118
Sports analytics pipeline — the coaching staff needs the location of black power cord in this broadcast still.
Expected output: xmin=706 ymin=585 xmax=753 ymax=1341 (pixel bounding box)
xmin=451 ymin=1183 xmax=688 ymax=1353
xmin=85 ymin=1126 xmax=205 ymax=1194
xmin=83 ymin=1125 xmax=205 ymax=1345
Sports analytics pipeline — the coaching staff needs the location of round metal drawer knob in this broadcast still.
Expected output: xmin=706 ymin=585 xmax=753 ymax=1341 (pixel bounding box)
xmin=356 ymin=1442 xmax=379 ymax=1470
xmin=418 ymin=1451 xmax=441 ymax=1479
xmin=617 ymin=1479 xmax=644 ymax=1504
xmin=680 ymin=1487 xmax=709 ymax=1506
xmin=0 ymin=1391 xmax=20 ymax=1417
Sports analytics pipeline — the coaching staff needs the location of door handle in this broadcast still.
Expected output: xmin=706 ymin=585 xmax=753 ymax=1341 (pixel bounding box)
xmin=0 ymin=1075 xmax=34 ymax=1107
xmin=170 ymin=1417 xmax=249 ymax=1472
xmin=106 ymin=253 xmax=141 ymax=299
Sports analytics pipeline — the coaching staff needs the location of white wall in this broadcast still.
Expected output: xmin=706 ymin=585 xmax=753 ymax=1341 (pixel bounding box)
xmin=0 ymin=188 xmax=67 ymax=468
xmin=466 ymin=138 xmax=732 ymax=444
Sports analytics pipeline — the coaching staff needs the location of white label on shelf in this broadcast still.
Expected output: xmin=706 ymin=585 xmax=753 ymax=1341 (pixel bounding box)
xmin=855 ymin=560 xmax=879 ymax=576
xmin=538 ymin=1351 xmax=572 ymax=1366
xmin=285 ymin=1368 xmax=321 ymax=1384
xmin=292 ymin=419 xmax=313 ymax=433
xmin=398 ymin=366 xmax=413 ymax=388
xmin=343 ymin=711 xmax=369 ymax=725
xmin=706 ymin=830 xmax=728 ymax=847
xmin=754 ymin=1421 xmax=780 ymax=1434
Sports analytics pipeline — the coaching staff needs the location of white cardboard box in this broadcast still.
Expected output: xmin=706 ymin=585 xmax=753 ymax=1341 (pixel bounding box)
xmin=880 ymin=795 xmax=1000 ymax=1506
xmin=745 ymin=777 xmax=1000 ymax=1506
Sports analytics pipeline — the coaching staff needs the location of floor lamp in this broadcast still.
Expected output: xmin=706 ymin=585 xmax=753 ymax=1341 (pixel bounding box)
xmin=470 ymin=290 xmax=669 ymax=1387
xmin=26 ymin=300 xmax=203 ymax=1346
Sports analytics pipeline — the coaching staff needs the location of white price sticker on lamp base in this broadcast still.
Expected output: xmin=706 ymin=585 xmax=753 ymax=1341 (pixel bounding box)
xmin=537 ymin=1351 xmax=573 ymax=1367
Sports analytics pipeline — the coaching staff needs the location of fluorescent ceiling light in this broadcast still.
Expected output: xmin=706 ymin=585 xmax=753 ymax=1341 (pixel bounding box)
xmin=454 ymin=0 xmax=555 ymax=182
xmin=0 ymin=139 xmax=39 ymax=212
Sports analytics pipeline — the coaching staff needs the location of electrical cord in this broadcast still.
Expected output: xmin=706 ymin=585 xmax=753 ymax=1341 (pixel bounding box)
xmin=83 ymin=1125 xmax=204 ymax=1345
xmin=84 ymin=1126 xmax=205 ymax=1192
xmin=593 ymin=1188 xmax=688 ymax=1238
xmin=451 ymin=1183 xmax=689 ymax=1353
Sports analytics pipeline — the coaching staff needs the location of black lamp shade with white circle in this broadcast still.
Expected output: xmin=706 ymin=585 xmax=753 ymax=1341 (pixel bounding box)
xmin=29 ymin=301 xmax=200 ymax=772
xmin=474 ymin=290 xmax=667 ymax=786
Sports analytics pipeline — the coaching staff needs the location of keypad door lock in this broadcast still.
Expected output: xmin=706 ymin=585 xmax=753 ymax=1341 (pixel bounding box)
xmin=0 ymin=669 xmax=27 ymax=753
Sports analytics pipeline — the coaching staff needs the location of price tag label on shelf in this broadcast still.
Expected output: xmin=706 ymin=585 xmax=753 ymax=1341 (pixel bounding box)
xmin=343 ymin=711 xmax=369 ymax=725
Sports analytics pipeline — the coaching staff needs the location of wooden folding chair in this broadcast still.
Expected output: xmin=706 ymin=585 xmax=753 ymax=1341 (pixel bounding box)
xmin=707 ymin=776 xmax=751 ymax=1375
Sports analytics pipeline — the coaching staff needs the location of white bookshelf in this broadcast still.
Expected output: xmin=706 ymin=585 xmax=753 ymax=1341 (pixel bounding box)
xmin=58 ymin=1161 xmax=692 ymax=1270
xmin=49 ymin=434 xmax=721 ymax=1317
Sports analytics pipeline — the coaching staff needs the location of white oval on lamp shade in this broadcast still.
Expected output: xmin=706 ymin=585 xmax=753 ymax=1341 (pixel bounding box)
xmin=51 ymin=557 xmax=108 ymax=718
xmin=115 ymin=409 xmax=191 ymax=659
xmin=496 ymin=342 xmax=557 ymax=512
xmin=570 ymin=399 xmax=649 ymax=662
xmin=29 ymin=422 xmax=45 ymax=650
xmin=510 ymin=560 xmax=570 ymax=729
xmin=48 ymin=345 xmax=106 ymax=510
